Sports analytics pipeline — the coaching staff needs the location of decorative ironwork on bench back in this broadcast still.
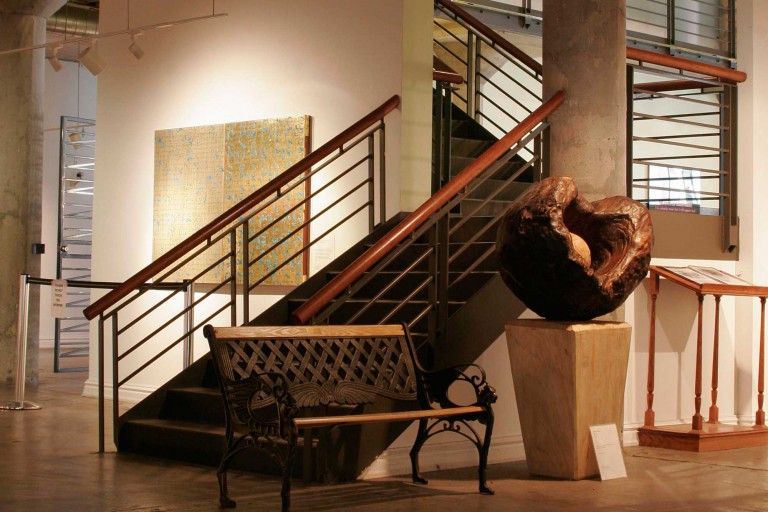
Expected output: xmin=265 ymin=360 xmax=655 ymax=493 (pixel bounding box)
xmin=206 ymin=324 xmax=418 ymax=410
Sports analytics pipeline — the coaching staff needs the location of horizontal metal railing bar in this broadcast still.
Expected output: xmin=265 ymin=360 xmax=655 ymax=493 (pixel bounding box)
xmin=634 ymin=132 xmax=721 ymax=141
xmin=433 ymin=23 xmax=470 ymax=67
xmin=633 ymin=89 xmax=723 ymax=108
xmin=634 ymin=175 xmax=722 ymax=183
xmin=25 ymin=276 xmax=180 ymax=290
xmin=248 ymin=156 xmax=370 ymax=246
xmin=251 ymin=202 xmax=370 ymax=290
xmin=476 ymin=40 xmax=542 ymax=84
xmin=117 ymin=250 xmax=228 ymax=329
xmin=117 ymin=277 xmax=232 ymax=362
xmin=632 ymin=183 xmax=726 ymax=198
xmin=477 ymin=72 xmax=536 ymax=115
xmin=633 ymin=112 xmax=725 ymax=130
xmin=153 ymin=234 xmax=234 ymax=289
xmin=477 ymin=55 xmax=541 ymax=99
xmin=632 ymin=136 xmax=726 ymax=153
xmin=634 ymin=154 xmax=720 ymax=161
xmin=249 ymin=179 xmax=370 ymax=270
xmin=632 ymin=161 xmax=724 ymax=175
xmin=449 ymin=242 xmax=497 ymax=289
xmin=117 ymin=302 xmax=230 ymax=388
xmin=344 ymin=246 xmax=433 ymax=324
xmin=379 ymin=275 xmax=434 ymax=325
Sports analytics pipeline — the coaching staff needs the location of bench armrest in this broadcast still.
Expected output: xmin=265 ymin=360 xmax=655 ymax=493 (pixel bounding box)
xmin=223 ymin=371 xmax=299 ymax=437
xmin=419 ymin=364 xmax=497 ymax=410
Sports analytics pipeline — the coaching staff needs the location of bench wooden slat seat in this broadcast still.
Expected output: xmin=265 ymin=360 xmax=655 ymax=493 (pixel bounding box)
xmin=204 ymin=323 xmax=497 ymax=511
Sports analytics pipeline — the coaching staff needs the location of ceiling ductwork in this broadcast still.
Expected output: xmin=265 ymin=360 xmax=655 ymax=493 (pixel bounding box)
xmin=47 ymin=2 xmax=98 ymax=38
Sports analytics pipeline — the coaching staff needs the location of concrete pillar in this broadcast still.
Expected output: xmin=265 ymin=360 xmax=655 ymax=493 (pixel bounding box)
xmin=542 ymin=0 xmax=627 ymax=200
xmin=0 ymin=0 xmax=66 ymax=386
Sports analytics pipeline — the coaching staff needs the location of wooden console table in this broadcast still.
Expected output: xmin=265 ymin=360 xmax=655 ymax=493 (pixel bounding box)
xmin=638 ymin=265 xmax=768 ymax=451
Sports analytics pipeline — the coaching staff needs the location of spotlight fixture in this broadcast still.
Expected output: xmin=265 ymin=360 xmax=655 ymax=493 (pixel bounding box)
xmin=128 ymin=32 xmax=144 ymax=60
xmin=78 ymin=41 xmax=106 ymax=76
xmin=48 ymin=44 xmax=63 ymax=72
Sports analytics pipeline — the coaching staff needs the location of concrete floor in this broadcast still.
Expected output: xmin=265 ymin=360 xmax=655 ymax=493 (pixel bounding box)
xmin=2 ymin=351 xmax=768 ymax=512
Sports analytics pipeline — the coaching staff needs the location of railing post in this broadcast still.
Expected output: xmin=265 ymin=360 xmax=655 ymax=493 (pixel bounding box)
xmin=721 ymin=84 xmax=738 ymax=253
xmin=98 ymin=315 xmax=105 ymax=453
xmin=241 ymin=222 xmax=250 ymax=323
xmin=183 ymin=281 xmax=195 ymax=368
xmin=368 ymin=133 xmax=375 ymax=232
xmin=441 ymin=85 xmax=453 ymax=189
xmin=437 ymin=215 xmax=450 ymax=348
xmin=112 ymin=314 xmax=119 ymax=448
xmin=0 ymin=274 xmax=41 ymax=411
xmin=667 ymin=0 xmax=676 ymax=51
xmin=379 ymin=121 xmax=386 ymax=225
xmin=230 ymin=231 xmax=237 ymax=326
xmin=467 ymin=33 xmax=478 ymax=118
xmin=626 ymin=65 xmax=635 ymax=197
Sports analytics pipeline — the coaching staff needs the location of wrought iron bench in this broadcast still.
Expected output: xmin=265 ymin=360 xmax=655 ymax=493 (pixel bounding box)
xmin=203 ymin=323 xmax=497 ymax=511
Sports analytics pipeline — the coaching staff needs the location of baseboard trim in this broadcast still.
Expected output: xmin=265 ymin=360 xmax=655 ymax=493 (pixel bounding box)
xmin=82 ymin=379 xmax=156 ymax=404
xmin=360 ymin=433 xmax=525 ymax=480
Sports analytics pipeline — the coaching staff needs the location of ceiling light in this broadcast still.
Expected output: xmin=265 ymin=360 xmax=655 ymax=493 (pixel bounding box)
xmin=128 ymin=32 xmax=144 ymax=60
xmin=48 ymin=44 xmax=63 ymax=72
xmin=78 ymin=41 xmax=106 ymax=76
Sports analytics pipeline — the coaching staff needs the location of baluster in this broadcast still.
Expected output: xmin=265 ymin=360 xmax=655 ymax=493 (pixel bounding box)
xmin=242 ymin=222 xmax=250 ymax=322
xmin=379 ymin=121 xmax=386 ymax=224
xmin=757 ymin=297 xmax=766 ymax=426
xmin=644 ymin=272 xmax=659 ymax=427
xmin=692 ymin=293 xmax=704 ymax=430
xmin=368 ymin=133 xmax=375 ymax=232
xmin=708 ymin=295 xmax=721 ymax=423
xmin=230 ymin=230 xmax=237 ymax=326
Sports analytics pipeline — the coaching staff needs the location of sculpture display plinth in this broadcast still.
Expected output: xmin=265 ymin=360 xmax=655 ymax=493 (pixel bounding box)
xmin=505 ymin=320 xmax=631 ymax=480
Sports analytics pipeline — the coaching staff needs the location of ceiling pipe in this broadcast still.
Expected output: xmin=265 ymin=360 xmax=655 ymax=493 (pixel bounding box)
xmin=47 ymin=3 xmax=98 ymax=37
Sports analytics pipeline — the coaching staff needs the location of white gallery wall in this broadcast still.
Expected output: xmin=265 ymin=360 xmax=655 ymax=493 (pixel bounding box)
xmin=83 ymin=0 xmax=768 ymax=476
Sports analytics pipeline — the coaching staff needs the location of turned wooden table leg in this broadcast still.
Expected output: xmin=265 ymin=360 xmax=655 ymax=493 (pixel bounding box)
xmin=757 ymin=297 xmax=766 ymax=427
xmin=644 ymin=272 xmax=659 ymax=428
xmin=708 ymin=295 xmax=721 ymax=423
xmin=692 ymin=293 xmax=705 ymax=431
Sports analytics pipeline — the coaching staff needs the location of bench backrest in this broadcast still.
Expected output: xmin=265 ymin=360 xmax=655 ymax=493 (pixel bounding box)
xmin=204 ymin=324 xmax=419 ymax=410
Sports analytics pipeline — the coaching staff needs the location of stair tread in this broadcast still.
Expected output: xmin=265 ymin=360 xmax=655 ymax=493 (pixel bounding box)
xmin=126 ymin=417 xmax=225 ymax=435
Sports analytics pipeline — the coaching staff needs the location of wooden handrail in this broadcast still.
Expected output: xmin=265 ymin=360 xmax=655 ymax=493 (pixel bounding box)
xmin=433 ymin=56 xmax=463 ymax=85
xmin=436 ymin=0 xmax=543 ymax=76
xmin=291 ymin=90 xmax=565 ymax=326
xmin=83 ymin=95 xmax=401 ymax=320
xmin=627 ymin=48 xmax=747 ymax=85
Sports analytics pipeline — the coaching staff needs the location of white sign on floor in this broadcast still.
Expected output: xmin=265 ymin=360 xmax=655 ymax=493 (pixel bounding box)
xmin=590 ymin=423 xmax=627 ymax=480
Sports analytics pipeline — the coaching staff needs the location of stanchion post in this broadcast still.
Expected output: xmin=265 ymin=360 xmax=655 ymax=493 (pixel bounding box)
xmin=1 ymin=274 xmax=41 ymax=411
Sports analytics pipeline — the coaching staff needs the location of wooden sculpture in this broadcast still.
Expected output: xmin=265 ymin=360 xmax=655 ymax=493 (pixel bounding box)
xmin=496 ymin=177 xmax=653 ymax=320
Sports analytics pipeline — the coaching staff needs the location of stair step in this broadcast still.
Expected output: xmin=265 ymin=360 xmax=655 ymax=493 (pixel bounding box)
xmin=119 ymin=418 xmax=312 ymax=477
xmin=450 ymin=119 xmax=496 ymax=140
xmin=160 ymin=386 xmax=224 ymax=424
xmin=460 ymin=198 xmax=514 ymax=217
xmin=468 ymin=179 xmax=530 ymax=202
xmin=451 ymin=137 xmax=494 ymax=158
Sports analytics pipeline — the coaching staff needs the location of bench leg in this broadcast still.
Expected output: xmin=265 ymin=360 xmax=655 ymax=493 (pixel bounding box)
xmin=477 ymin=411 xmax=495 ymax=495
xmin=217 ymin=450 xmax=238 ymax=508
xmin=281 ymin=432 xmax=297 ymax=512
xmin=409 ymin=419 xmax=429 ymax=485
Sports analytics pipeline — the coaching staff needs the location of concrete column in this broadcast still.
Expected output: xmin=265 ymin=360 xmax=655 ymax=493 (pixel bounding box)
xmin=0 ymin=0 xmax=66 ymax=386
xmin=542 ymin=0 xmax=627 ymax=201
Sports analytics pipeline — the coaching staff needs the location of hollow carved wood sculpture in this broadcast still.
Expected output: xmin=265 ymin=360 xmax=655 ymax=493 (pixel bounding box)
xmin=496 ymin=177 xmax=653 ymax=320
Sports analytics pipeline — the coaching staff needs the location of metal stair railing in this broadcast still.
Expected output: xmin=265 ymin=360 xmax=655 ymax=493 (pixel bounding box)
xmin=84 ymin=96 xmax=400 ymax=452
xmin=434 ymin=0 xmax=543 ymax=156
xmin=292 ymin=92 xmax=565 ymax=363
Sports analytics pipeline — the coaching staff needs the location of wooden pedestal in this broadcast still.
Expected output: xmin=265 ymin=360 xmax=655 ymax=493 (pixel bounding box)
xmin=506 ymin=320 xmax=631 ymax=480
